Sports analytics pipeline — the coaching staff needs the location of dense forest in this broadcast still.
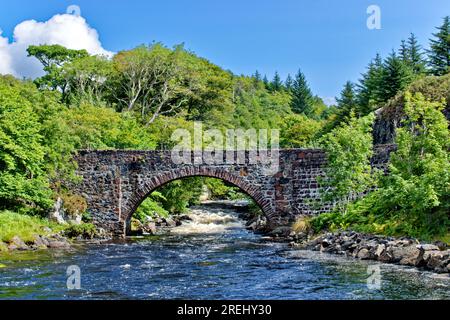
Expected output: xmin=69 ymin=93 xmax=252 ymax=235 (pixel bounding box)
xmin=0 ymin=16 xmax=449 ymax=244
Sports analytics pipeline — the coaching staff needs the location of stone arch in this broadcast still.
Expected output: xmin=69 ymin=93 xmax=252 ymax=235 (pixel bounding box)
xmin=122 ymin=167 xmax=275 ymax=233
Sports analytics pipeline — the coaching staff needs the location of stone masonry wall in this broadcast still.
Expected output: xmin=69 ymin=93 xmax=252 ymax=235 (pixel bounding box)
xmin=73 ymin=146 xmax=393 ymax=237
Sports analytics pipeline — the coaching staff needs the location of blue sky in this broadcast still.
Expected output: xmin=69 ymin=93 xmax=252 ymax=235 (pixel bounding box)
xmin=0 ymin=0 xmax=449 ymax=101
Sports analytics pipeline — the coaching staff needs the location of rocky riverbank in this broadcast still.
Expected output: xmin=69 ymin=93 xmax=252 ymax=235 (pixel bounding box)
xmin=290 ymin=231 xmax=450 ymax=274
xmin=0 ymin=234 xmax=72 ymax=252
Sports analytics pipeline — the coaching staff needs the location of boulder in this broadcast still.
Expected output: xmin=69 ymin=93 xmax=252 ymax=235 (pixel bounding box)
xmin=397 ymin=245 xmax=424 ymax=266
xmin=356 ymin=248 xmax=372 ymax=260
xmin=32 ymin=235 xmax=49 ymax=249
xmin=164 ymin=217 xmax=177 ymax=227
xmin=48 ymin=197 xmax=67 ymax=224
xmin=425 ymin=250 xmax=450 ymax=272
xmin=8 ymin=236 xmax=28 ymax=251
xmin=143 ymin=222 xmax=157 ymax=235
xmin=268 ymin=226 xmax=292 ymax=238
xmin=47 ymin=239 xmax=70 ymax=249
xmin=417 ymin=244 xmax=440 ymax=251
xmin=377 ymin=246 xmax=394 ymax=263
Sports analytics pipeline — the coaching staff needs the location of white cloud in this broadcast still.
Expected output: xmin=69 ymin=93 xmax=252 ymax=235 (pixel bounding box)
xmin=0 ymin=13 xmax=112 ymax=79
xmin=322 ymin=97 xmax=337 ymax=107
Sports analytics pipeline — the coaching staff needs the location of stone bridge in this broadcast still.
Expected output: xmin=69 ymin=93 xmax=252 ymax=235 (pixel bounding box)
xmin=73 ymin=146 xmax=394 ymax=237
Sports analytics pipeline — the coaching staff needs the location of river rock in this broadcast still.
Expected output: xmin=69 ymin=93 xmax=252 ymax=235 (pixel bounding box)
xmin=8 ymin=236 xmax=28 ymax=251
xmin=47 ymin=239 xmax=70 ymax=249
xmin=32 ymin=235 xmax=49 ymax=249
xmin=425 ymin=250 xmax=450 ymax=272
xmin=417 ymin=244 xmax=440 ymax=251
xmin=268 ymin=226 xmax=292 ymax=237
xmin=49 ymin=197 xmax=67 ymax=224
xmin=356 ymin=248 xmax=372 ymax=260
xmin=163 ymin=217 xmax=177 ymax=227
xmin=143 ymin=222 xmax=157 ymax=235
xmin=398 ymin=245 xmax=424 ymax=266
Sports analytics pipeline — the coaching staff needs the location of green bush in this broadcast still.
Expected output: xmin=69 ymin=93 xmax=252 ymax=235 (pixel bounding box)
xmin=63 ymin=223 xmax=97 ymax=239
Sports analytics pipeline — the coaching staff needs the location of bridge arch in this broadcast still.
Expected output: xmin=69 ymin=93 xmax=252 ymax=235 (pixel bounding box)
xmin=122 ymin=167 xmax=276 ymax=233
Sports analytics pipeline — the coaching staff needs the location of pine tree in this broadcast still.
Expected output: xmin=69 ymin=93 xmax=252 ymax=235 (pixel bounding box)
xmin=271 ymin=71 xmax=283 ymax=92
xmin=407 ymin=33 xmax=426 ymax=75
xmin=381 ymin=51 xmax=414 ymax=101
xmin=428 ymin=16 xmax=450 ymax=76
xmin=399 ymin=40 xmax=410 ymax=64
xmin=253 ymin=70 xmax=261 ymax=81
xmin=357 ymin=54 xmax=384 ymax=114
xmin=253 ymin=70 xmax=261 ymax=87
xmin=262 ymin=75 xmax=270 ymax=90
xmin=290 ymin=69 xmax=313 ymax=116
xmin=337 ymin=81 xmax=357 ymax=117
xmin=285 ymin=74 xmax=293 ymax=91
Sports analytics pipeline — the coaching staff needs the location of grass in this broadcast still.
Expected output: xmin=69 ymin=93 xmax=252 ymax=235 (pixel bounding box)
xmin=0 ymin=210 xmax=66 ymax=244
xmin=292 ymin=216 xmax=312 ymax=234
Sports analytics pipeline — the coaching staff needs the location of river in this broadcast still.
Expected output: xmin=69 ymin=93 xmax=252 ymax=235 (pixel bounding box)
xmin=0 ymin=203 xmax=449 ymax=300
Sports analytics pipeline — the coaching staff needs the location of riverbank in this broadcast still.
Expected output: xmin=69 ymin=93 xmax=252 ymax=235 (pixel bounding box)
xmin=290 ymin=230 xmax=450 ymax=274
xmin=0 ymin=210 xmax=103 ymax=253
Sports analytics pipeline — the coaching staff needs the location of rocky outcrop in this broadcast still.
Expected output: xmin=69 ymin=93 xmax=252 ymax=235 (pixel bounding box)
xmin=49 ymin=196 xmax=83 ymax=225
xmin=1 ymin=234 xmax=72 ymax=252
xmin=292 ymin=231 xmax=450 ymax=274
xmin=372 ymin=74 xmax=450 ymax=144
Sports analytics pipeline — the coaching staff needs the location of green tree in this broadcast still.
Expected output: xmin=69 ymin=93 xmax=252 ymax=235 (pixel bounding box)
xmin=291 ymin=69 xmax=314 ymax=116
xmin=334 ymin=81 xmax=358 ymax=125
xmin=319 ymin=113 xmax=376 ymax=214
xmin=407 ymin=33 xmax=427 ymax=75
xmin=270 ymin=71 xmax=283 ymax=92
xmin=285 ymin=74 xmax=293 ymax=91
xmin=0 ymin=76 xmax=53 ymax=210
xmin=27 ymin=44 xmax=89 ymax=97
xmin=279 ymin=114 xmax=322 ymax=148
xmin=262 ymin=75 xmax=270 ymax=90
xmin=357 ymin=54 xmax=384 ymax=114
xmin=367 ymin=92 xmax=450 ymax=237
xmin=428 ymin=16 xmax=450 ymax=76
xmin=62 ymin=55 xmax=114 ymax=105
xmin=380 ymin=51 xmax=414 ymax=101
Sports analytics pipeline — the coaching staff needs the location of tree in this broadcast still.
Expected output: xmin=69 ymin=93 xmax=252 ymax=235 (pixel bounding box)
xmin=27 ymin=44 xmax=89 ymax=97
xmin=380 ymin=51 xmax=413 ymax=101
xmin=369 ymin=92 xmax=450 ymax=237
xmin=0 ymin=76 xmax=53 ymax=210
xmin=319 ymin=113 xmax=376 ymax=214
xmin=332 ymin=81 xmax=358 ymax=127
xmin=112 ymin=44 xmax=189 ymax=126
xmin=279 ymin=114 xmax=322 ymax=148
xmin=252 ymin=70 xmax=261 ymax=87
xmin=290 ymin=69 xmax=314 ymax=116
xmin=399 ymin=40 xmax=410 ymax=64
xmin=285 ymin=74 xmax=293 ymax=91
xmin=428 ymin=16 xmax=450 ymax=76
xmin=357 ymin=54 xmax=384 ymax=114
xmin=62 ymin=55 xmax=113 ymax=105
xmin=407 ymin=33 xmax=427 ymax=75
xmin=270 ymin=71 xmax=283 ymax=92
xmin=262 ymin=75 xmax=270 ymax=90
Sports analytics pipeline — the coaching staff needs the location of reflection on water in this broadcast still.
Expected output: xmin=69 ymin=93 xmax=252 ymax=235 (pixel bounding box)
xmin=0 ymin=204 xmax=449 ymax=300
